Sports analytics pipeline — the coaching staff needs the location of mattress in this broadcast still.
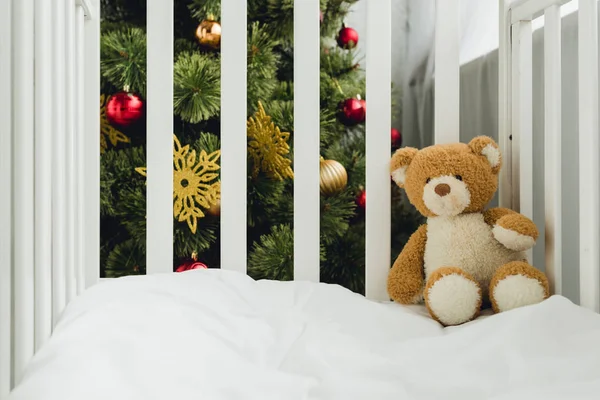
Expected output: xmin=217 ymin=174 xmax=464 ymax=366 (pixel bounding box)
xmin=9 ymin=269 xmax=600 ymax=400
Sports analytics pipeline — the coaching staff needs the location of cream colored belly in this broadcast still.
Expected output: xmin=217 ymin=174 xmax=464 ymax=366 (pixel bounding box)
xmin=424 ymin=213 xmax=525 ymax=293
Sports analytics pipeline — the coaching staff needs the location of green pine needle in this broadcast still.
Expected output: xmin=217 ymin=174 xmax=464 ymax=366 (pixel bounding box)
xmin=173 ymin=52 xmax=221 ymax=123
xmin=248 ymin=224 xmax=294 ymax=281
xmin=101 ymin=27 xmax=147 ymax=96
xmin=189 ymin=0 xmax=221 ymax=21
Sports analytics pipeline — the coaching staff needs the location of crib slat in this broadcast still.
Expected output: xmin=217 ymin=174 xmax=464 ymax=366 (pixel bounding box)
xmin=83 ymin=0 xmax=100 ymax=288
xmin=147 ymin=0 xmax=174 ymax=274
xmin=0 ymin=0 xmax=12 ymax=394
xmin=510 ymin=21 xmax=533 ymax=226
xmin=544 ymin=5 xmax=562 ymax=296
xmin=34 ymin=0 xmax=54 ymax=351
xmin=220 ymin=0 xmax=248 ymax=274
xmin=13 ymin=0 xmax=36 ymax=384
xmin=293 ymin=0 xmax=320 ymax=282
xmin=75 ymin=5 xmax=86 ymax=294
xmin=365 ymin=0 xmax=392 ymax=300
xmin=434 ymin=0 xmax=460 ymax=144
xmin=51 ymin=0 xmax=68 ymax=327
xmin=65 ymin=0 xmax=77 ymax=304
xmin=578 ymin=0 xmax=600 ymax=312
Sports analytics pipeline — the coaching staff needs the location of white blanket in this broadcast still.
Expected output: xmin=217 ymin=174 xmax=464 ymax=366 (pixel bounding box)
xmin=9 ymin=269 xmax=600 ymax=400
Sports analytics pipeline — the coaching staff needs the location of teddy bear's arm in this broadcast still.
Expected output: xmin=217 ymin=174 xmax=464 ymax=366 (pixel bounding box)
xmin=484 ymin=208 xmax=539 ymax=251
xmin=387 ymin=224 xmax=427 ymax=304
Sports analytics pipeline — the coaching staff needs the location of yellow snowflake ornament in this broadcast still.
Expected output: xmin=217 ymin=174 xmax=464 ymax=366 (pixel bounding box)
xmin=247 ymin=102 xmax=294 ymax=180
xmin=135 ymin=135 xmax=221 ymax=234
xmin=100 ymin=94 xmax=131 ymax=154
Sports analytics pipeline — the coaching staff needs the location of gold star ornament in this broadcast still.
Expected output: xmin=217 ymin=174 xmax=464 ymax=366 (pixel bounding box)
xmin=135 ymin=134 xmax=221 ymax=234
xmin=247 ymin=101 xmax=294 ymax=181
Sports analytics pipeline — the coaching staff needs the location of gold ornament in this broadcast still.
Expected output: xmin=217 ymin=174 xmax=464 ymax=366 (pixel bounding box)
xmin=320 ymin=157 xmax=348 ymax=196
xmin=135 ymin=134 xmax=221 ymax=234
xmin=206 ymin=198 xmax=221 ymax=216
xmin=247 ymin=101 xmax=294 ymax=181
xmin=196 ymin=19 xmax=221 ymax=50
xmin=100 ymin=94 xmax=131 ymax=154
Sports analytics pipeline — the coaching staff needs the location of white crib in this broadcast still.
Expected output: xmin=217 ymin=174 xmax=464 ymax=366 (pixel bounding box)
xmin=1 ymin=0 xmax=600 ymax=398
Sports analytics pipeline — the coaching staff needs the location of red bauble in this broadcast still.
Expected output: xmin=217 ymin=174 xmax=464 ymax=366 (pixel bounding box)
xmin=337 ymin=26 xmax=359 ymax=49
xmin=339 ymin=97 xmax=366 ymax=125
xmin=175 ymin=260 xmax=208 ymax=273
xmin=106 ymin=91 xmax=144 ymax=128
xmin=356 ymin=190 xmax=366 ymax=209
xmin=391 ymin=128 xmax=402 ymax=148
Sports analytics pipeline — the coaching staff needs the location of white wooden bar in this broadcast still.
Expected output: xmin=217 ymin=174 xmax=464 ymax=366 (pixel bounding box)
xmin=83 ymin=0 xmax=100 ymax=288
xmin=434 ymin=0 xmax=460 ymax=144
xmin=498 ymin=0 xmax=513 ymax=209
xmin=510 ymin=21 xmax=533 ymax=222
xmin=543 ymin=5 xmax=562 ymax=295
xmin=75 ymin=5 xmax=86 ymax=294
xmin=52 ymin=0 xmax=68 ymax=327
xmin=34 ymin=0 xmax=54 ymax=351
xmin=293 ymin=0 xmax=320 ymax=282
xmin=578 ymin=0 xmax=600 ymax=312
xmin=65 ymin=0 xmax=77 ymax=304
xmin=511 ymin=0 xmax=572 ymax=23
xmin=146 ymin=0 xmax=174 ymax=274
xmin=0 ymin=0 xmax=12 ymax=394
xmin=365 ymin=0 xmax=392 ymax=300
xmin=221 ymin=0 xmax=248 ymax=274
xmin=13 ymin=0 xmax=36 ymax=384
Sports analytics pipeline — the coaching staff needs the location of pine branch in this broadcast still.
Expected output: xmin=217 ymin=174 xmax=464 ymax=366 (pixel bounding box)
xmin=248 ymin=224 xmax=294 ymax=281
xmin=101 ymin=27 xmax=147 ymax=96
xmin=320 ymin=191 xmax=356 ymax=245
xmin=247 ymin=22 xmax=280 ymax=113
xmin=105 ymin=239 xmax=146 ymax=277
xmin=321 ymin=223 xmax=365 ymax=294
xmin=173 ymin=52 xmax=221 ymax=123
xmin=189 ymin=0 xmax=221 ymax=21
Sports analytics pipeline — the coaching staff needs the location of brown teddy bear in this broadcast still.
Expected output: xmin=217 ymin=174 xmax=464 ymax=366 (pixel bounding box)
xmin=388 ymin=136 xmax=549 ymax=326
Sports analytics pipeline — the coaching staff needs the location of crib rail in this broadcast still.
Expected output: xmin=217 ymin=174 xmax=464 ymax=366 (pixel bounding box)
xmin=500 ymin=0 xmax=600 ymax=312
xmin=0 ymin=0 xmax=97 ymax=396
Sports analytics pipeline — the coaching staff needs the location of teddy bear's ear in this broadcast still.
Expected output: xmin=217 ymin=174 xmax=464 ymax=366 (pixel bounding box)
xmin=468 ymin=136 xmax=502 ymax=174
xmin=390 ymin=147 xmax=418 ymax=187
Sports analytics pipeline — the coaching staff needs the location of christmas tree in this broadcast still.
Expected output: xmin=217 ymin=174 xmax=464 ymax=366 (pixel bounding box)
xmin=99 ymin=0 xmax=422 ymax=294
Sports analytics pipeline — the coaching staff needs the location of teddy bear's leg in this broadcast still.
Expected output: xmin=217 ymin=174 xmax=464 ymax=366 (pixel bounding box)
xmin=424 ymin=267 xmax=482 ymax=326
xmin=489 ymin=261 xmax=549 ymax=313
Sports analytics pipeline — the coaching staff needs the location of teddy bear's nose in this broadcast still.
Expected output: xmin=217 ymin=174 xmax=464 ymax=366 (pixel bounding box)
xmin=435 ymin=183 xmax=451 ymax=197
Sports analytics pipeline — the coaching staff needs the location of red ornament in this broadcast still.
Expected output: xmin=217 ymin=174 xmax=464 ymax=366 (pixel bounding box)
xmin=339 ymin=96 xmax=366 ymax=125
xmin=175 ymin=260 xmax=208 ymax=273
xmin=356 ymin=190 xmax=366 ymax=209
xmin=106 ymin=91 xmax=144 ymax=128
xmin=391 ymin=128 xmax=402 ymax=149
xmin=337 ymin=26 xmax=359 ymax=49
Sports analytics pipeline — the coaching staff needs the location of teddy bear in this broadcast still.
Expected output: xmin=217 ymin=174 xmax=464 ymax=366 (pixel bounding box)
xmin=388 ymin=136 xmax=549 ymax=326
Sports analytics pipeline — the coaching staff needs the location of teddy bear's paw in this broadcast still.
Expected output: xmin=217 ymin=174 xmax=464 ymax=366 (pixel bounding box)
xmin=490 ymin=261 xmax=549 ymax=313
xmin=492 ymin=214 xmax=538 ymax=251
xmin=424 ymin=267 xmax=482 ymax=326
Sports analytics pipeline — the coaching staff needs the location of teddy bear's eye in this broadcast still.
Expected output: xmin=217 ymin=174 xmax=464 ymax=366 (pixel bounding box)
xmin=455 ymin=175 xmax=463 ymax=181
xmin=426 ymin=178 xmax=431 ymax=184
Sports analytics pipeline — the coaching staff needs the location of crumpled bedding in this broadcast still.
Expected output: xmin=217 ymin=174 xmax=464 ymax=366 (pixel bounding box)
xmin=9 ymin=269 xmax=600 ymax=400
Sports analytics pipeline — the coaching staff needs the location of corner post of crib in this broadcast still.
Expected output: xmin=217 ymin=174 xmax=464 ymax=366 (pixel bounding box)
xmin=498 ymin=0 xmax=513 ymax=210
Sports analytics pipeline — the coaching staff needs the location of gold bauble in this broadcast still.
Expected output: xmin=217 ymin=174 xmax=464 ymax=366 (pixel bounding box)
xmin=320 ymin=158 xmax=348 ymax=196
xmin=206 ymin=198 xmax=221 ymax=217
xmin=196 ymin=20 xmax=221 ymax=50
